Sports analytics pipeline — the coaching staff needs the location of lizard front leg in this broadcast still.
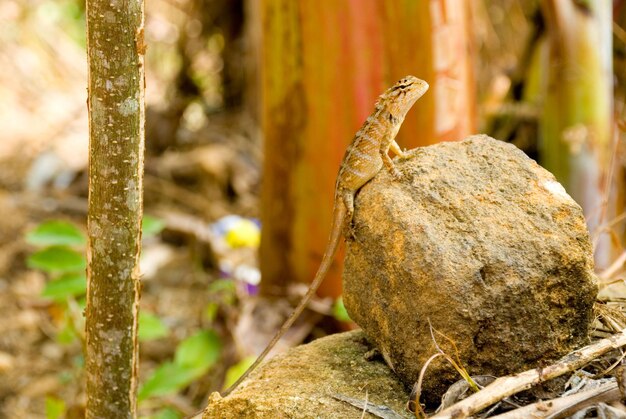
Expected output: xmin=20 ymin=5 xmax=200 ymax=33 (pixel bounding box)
xmin=389 ymin=139 xmax=405 ymax=158
xmin=380 ymin=139 xmax=403 ymax=180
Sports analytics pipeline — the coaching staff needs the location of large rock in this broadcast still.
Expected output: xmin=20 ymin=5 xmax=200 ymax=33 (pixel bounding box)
xmin=203 ymin=330 xmax=410 ymax=418
xmin=343 ymin=135 xmax=597 ymax=403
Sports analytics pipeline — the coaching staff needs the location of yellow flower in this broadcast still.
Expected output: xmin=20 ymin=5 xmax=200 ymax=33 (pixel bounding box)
xmin=225 ymin=219 xmax=260 ymax=248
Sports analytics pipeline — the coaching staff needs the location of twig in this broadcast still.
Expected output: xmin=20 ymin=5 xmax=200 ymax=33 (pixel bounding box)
xmin=490 ymin=381 xmax=619 ymax=419
xmin=145 ymin=174 xmax=222 ymax=218
xmin=614 ymin=21 xmax=626 ymax=46
xmin=599 ymin=250 xmax=626 ymax=281
xmin=412 ymin=353 xmax=442 ymax=418
xmin=431 ymin=328 xmax=626 ymax=419
xmin=591 ymin=348 xmax=626 ymax=379
xmin=331 ymin=393 xmax=408 ymax=419
xmin=360 ymin=391 xmax=369 ymax=419
xmin=428 ymin=320 xmax=478 ymax=392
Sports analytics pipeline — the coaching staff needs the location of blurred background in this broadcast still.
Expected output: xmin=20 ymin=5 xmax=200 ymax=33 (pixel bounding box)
xmin=0 ymin=0 xmax=625 ymax=417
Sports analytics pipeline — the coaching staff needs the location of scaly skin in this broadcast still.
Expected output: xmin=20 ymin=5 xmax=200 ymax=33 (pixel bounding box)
xmin=223 ymin=76 xmax=429 ymax=397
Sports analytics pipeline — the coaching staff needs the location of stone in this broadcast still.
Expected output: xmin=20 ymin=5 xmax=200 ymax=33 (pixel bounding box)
xmin=203 ymin=330 xmax=410 ymax=418
xmin=343 ymin=134 xmax=597 ymax=403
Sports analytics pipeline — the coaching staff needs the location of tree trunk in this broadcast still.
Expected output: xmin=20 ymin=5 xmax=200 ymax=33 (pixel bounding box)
xmin=84 ymin=0 xmax=145 ymax=417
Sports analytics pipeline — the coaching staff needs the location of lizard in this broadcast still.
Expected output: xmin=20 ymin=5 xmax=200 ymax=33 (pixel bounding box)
xmin=222 ymin=75 xmax=429 ymax=397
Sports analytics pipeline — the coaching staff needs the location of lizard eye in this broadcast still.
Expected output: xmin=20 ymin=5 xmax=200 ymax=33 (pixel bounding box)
xmin=393 ymin=81 xmax=413 ymax=91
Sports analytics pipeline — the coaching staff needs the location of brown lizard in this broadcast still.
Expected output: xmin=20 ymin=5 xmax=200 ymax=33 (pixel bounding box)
xmin=223 ymin=75 xmax=429 ymax=396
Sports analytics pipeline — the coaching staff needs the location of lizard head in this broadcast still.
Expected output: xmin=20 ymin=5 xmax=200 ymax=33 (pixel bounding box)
xmin=379 ymin=75 xmax=429 ymax=118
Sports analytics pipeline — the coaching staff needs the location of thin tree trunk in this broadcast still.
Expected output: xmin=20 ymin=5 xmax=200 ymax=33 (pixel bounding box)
xmin=85 ymin=0 xmax=145 ymax=416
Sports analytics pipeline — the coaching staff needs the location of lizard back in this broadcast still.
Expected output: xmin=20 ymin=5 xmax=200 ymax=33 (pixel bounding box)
xmin=337 ymin=76 xmax=429 ymax=191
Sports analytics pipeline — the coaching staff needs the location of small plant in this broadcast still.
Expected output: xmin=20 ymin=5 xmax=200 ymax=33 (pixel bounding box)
xmin=27 ymin=218 xmax=171 ymax=344
xmin=45 ymin=395 xmax=66 ymax=419
xmin=138 ymin=330 xmax=222 ymax=401
xmin=332 ymin=297 xmax=351 ymax=322
xmin=27 ymin=217 xmax=228 ymax=415
xmin=27 ymin=220 xmax=88 ymax=343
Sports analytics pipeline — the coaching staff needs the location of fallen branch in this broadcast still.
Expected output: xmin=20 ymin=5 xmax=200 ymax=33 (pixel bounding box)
xmin=432 ymin=328 xmax=626 ymax=419
xmin=491 ymin=381 xmax=618 ymax=419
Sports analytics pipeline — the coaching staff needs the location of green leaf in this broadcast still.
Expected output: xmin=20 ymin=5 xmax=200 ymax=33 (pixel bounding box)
xmin=204 ymin=302 xmax=218 ymax=322
xmin=142 ymin=215 xmax=166 ymax=238
xmin=143 ymin=407 xmax=181 ymax=419
xmin=208 ymin=279 xmax=235 ymax=293
xmin=45 ymin=396 xmax=66 ymax=419
xmin=223 ymin=356 xmax=256 ymax=390
xmin=208 ymin=279 xmax=236 ymax=305
xmin=26 ymin=220 xmax=85 ymax=247
xmin=56 ymin=320 xmax=77 ymax=345
xmin=332 ymin=297 xmax=351 ymax=322
xmin=72 ymin=354 xmax=84 ymax=369
xmin=58 ymin=371 xmax=73 ymax=384
xmin=174 ymin=330 xmax=221 ymax=371
xmin=138 ymin=330 xmax=222 ymax=402
xmin=27 ymin=246 xmax=86 ymax=273
xmin=76 ymin=297 xmax=87 ymax=309
xmin=138 ymin=361 xmax=201 ymax=401
xmin=139 ymin=312 xmax=169 ymax=341
xmin=41 ymin=273 xmax=86 ymax=301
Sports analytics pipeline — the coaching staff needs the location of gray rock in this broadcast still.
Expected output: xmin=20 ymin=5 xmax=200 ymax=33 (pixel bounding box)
xmin=203 ymin=330 xmax=411 ymax=418
xmin=343 ymin=134 xmax=597 ymax=403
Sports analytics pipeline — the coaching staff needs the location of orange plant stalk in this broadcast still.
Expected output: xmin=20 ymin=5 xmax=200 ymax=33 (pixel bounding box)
xmin=258 ymin=0 xmax=475 ymax=302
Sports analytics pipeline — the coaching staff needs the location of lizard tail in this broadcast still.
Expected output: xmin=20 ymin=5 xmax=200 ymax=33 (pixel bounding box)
xmin=222 ymin=200 xmax=347 ymax=396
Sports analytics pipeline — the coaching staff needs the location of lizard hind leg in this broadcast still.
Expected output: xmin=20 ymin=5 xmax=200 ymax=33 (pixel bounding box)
xmin=341 ymin=189 xmax=358 ymax=240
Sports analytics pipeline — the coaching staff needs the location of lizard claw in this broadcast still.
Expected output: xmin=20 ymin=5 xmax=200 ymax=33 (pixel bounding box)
xmin=396 ymin=148 xmax=419 ymax=161
xmin=344 ymin=222 xmax=358 ymax=241
xmin=390 ymin=168 xmax=404 ymax=181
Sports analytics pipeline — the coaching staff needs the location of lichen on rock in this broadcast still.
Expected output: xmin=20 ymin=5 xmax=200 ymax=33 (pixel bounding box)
xmin=203 ymin=330 xmax=410 ymax=418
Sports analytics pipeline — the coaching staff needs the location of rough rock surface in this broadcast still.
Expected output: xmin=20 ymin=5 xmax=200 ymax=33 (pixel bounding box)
xmin=203 ymin=330 xmax=410 ymax=418
xmin=343 ymin=135 xmax=597 ymax=403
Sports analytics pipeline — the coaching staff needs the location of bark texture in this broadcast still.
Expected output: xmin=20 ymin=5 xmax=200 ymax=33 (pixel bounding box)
xmin=85 ymin=0 xmax=145 ymax=417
